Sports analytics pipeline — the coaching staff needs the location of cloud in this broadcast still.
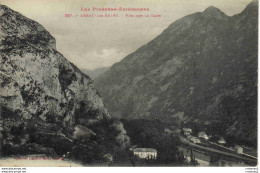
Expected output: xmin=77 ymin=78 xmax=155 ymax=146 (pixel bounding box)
xmin=63 ymin=48 xmax=128 ymax=70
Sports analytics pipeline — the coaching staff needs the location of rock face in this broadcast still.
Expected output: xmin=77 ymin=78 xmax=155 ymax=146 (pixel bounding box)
xmin=95 ymin=2 xmax=258 ymax=145
xmin=0 ymin=5 xmax=129 ymax=162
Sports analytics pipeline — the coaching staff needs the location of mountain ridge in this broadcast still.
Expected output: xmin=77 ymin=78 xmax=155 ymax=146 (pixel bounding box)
xmin=95 ymin=1 xmax=258 ymax=146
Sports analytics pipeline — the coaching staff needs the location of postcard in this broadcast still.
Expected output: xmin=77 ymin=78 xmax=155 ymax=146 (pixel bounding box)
xmin=0 ymin=0 xmax=258 ymax=171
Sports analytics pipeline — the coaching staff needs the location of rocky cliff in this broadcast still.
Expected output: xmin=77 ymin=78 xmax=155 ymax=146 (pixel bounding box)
xmin=0 ymin=5 xmax=129 ymax=163
xmin=95 ymin=1 xmax=258 ymax=145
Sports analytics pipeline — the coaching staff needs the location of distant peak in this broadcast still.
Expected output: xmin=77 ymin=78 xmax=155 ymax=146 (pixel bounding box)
xmin=202 ymin=6 xmax=227 ymax=19
xmin=203 ymin=6 xmax=222 ymax=13
xmin=204 ymin=6 xmax=219 ymax=11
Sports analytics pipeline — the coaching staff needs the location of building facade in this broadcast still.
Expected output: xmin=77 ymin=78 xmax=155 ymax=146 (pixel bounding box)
xmin=133 ymin=148 xmax=157 ymax=160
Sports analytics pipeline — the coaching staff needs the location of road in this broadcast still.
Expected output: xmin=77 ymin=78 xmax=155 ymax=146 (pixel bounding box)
xmin=179 ymin=136 xmax=257 ymax=165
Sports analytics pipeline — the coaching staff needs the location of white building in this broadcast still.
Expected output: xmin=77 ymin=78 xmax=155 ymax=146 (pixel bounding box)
xmin=198 ymin=131 xmax=209 ymax=140
xmin=218 ymin=137 xmax=226 ymax=144
xmin=183 ymin=128 xmax=192 ymax=136
xmin=189 ymin=137 xmax=201 ymax=144
xmin=234 ymin=145 xmax=243 ymax=154
xmin=133 ymin=148 xmax=157 ymax=160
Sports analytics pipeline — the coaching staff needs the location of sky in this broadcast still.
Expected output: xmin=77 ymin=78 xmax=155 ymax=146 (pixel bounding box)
xmin=0 ymin=0 xmax=253 ymax=70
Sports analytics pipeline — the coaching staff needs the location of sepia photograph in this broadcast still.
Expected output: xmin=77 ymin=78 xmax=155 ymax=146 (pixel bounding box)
xmin=0 ymin=0 xmax=258 ymax=170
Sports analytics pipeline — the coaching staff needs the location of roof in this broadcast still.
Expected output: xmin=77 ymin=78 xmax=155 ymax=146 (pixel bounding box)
xmin=133 ymin=148 xmax=157 ymax=153
xmin=218 ymin=139 xmax=226 ymax=143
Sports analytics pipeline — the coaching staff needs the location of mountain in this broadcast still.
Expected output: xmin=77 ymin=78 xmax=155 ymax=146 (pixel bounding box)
xmin=81 ymin=67 xmax=110 ymax=79
xmin=95 ymin=1 xmax=258 ymax=146
xmin=0 ymin=5 xmax=129 ymax=163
